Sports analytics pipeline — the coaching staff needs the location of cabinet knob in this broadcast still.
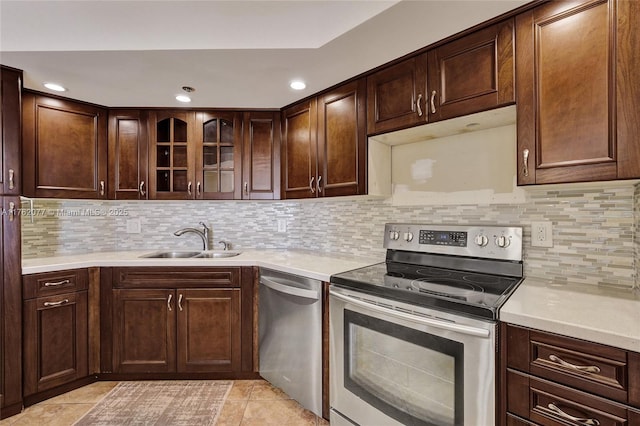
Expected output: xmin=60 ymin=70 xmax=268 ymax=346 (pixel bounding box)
xmin=8 ymin=202 xmax=15 ymax=222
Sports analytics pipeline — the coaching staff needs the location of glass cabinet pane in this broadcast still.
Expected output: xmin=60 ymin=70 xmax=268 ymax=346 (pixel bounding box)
xmin=203 ymin=146 xmax=218 ymax=167
xmin=156 ymin=145 xmax=170 ymax=167
xmin=221 ymin=119 xmax=234 ymax=144
xmin=157 ymin=171 xmax=170 ymax=192
xmin=157 ymin=119 xmax=170 ymax=143
xmin=203 ymin=170 xmax=218 ymax=192
xmin=220 ymin=171 xmax=234 ymax=192
xmin=203 ymin=120 xmax=218 ymax=143
xmin=174 ymin=119 xmax=187 ymax=142
xmin=220 ymin=147 xmax=234 ymax=168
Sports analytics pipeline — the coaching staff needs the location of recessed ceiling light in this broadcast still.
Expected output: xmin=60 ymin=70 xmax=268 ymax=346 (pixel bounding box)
xmin=290 ymin=80 xmax=306 ymax=90
xmin=43 ymin=82 xmax=67 ymax=92
xmin=176 ymin=95 xmax=191 ymax=103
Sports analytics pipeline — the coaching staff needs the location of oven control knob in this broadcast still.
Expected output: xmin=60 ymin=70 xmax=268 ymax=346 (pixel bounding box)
xmin=495 ymin=235 xmax=511 ymax=248
xmin=389 ymin=231 xmax=400 ymax=241
xmin=404 ymin=232 xmax=414 ymax=242
xmin=474 ymin=234 xmax=489 ymax=247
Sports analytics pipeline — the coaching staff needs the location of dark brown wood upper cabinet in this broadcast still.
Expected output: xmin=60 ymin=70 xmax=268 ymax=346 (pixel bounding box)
xmin=194 ymin=111 xmax=242 ymax=200
xmin=241 ymin=111 xmax=281 ymax=200
xmin=148 ymin=110 xmax=196 ymax=200
xmin=282 ymin=79 xmax=366 ymax=199
xmin=516 ymin=0 xmax=640 ymax=185
xmin=22 ymin=92 xmax=108 ymax=199
xmin=317 ymin=79 xmax=367 ymax=197
xmin=427 ymin=19 xmax=515 ymax=122
xmin=108 ymin=109 xmax=149 ymax=200
xmin=1 ymin=66 xmax=22 ymax=196
xmin=366 ymin=54 xmax=428 ymax=135
xmin=281 ymin=98 xmax=318 ymax=199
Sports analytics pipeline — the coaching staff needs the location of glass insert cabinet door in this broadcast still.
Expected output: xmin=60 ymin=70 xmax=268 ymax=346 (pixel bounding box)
xmin=196 ymin=111 xmax=241 ymax=199
xmin=152 ymin=111 xmax=195 ymax=199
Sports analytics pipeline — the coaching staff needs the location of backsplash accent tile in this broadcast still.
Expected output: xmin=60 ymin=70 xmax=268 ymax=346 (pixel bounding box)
xmin=22 ymin=182 xmax=638 ymax=289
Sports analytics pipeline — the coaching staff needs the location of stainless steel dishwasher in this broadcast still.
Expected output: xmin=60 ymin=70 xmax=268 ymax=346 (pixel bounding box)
xmin=258 ymin=268 xmax=322 ymax=417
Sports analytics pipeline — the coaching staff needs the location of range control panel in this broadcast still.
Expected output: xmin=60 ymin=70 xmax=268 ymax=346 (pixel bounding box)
xmin=384 ymin=223 xmax=523 ymax=262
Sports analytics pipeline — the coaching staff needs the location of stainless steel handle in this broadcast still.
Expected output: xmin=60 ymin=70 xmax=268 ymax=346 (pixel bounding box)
xmin=261 ymin=277 xmax=319 ymax=300
xmin=317 ymin=175 xmax=322 ymax=193
xmin=309 ymin=176 xmax=315 ymax=194
xmin=244 ymin=182 xmax=248 ymax=196
xmin=548 ymin=354 xmax=601 ymax=373
xmin=44 ymin=279 xmax=70 ymax=287
xmin=167 ymin=293 xmax=173 ymax=311
xmin=430 ymin=90 xmax=437 ymax=114
xmin=188 ymin=181 xmax=192 ymax=195
xmin=416 ymin=94 xmax=423 ymax=117
xmin=330 ymin=288 xmax=490 ymax=338
xmin=547 ymin=403 xmax=600 ymax=426
xmin=523 ymin=149 xmax=530 ymax=177
xmin=178 ymin=293 xmax=183 ymax=312
xmin=8 ymin=169 xmax=15 ymax=190
xmin=100 ymin=180 xmax=105 ymax=196
xmin=44 ymin=299 xmax=69 ymax=307
xmin=139 ymin=181 xmax=146 ymax=196
xmin=197 ymin=181 xmax=201 ymax=195
xmin=8 ymin=202 xmax=15 ymax=222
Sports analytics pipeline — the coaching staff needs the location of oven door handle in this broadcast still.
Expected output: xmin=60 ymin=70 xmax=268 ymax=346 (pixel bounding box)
xmin=330 ymin=289 xmax=490 ymax=338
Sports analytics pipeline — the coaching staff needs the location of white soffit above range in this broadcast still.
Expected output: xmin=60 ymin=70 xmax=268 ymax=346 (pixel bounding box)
xmin=0 ymin=0 xmax=530 ymax=108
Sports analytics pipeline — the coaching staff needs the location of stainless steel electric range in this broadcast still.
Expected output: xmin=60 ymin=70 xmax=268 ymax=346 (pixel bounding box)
xmin=329 ymin=223 xmax=523 ymax=426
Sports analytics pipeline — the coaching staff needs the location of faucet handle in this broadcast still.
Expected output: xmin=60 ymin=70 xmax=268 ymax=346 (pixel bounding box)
xmin=218 ymin=240 xmax=229 ymax=251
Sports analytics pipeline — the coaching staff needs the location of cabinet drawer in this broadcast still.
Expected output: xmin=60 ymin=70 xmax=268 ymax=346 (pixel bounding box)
xmin=23 ymin=269 xmax=89 ymax=299
xmin=113 ymin=267 xmax=241 ymax=288
xmin=507 ymin=324 xmax=635 ymax=405
xmin=507 ymin=371 xmax=635 ymax=426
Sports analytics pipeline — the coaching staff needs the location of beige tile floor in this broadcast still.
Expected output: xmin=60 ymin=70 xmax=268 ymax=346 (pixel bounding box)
xmin=0 ymin=380 xmax=330 ymax=426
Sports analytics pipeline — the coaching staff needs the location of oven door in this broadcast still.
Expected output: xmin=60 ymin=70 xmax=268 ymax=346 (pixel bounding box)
xmin=329 ymin=286 xmax=496 ymax=426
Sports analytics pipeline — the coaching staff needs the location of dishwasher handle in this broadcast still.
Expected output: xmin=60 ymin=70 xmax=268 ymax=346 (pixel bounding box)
xmin=260 ymin=277 xmax=320 ymax=300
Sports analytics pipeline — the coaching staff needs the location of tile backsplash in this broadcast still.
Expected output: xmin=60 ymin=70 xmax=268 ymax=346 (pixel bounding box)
xmin=21 ymin=182 xmax=638 ymax=289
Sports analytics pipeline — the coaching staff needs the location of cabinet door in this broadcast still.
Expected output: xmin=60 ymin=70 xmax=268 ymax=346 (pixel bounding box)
xmin=281 ymin=99 xmax=318 ymax=199
xmin=22 ymin=92 xmax=108 ymax=198
xmin=242 ymin=111 xmax=281 ymax=200
xmin=366 ymin=54 xmax=427 ymax=135
xmin=23 ymin=291 xmax=88 ymax=395
xmin=1 ymin=66 xmax=22 ymax=196
xmin=108 ymin=109 xmax=149 ymax=199
xmin=195 ymin=111 xmax=242 ymax=200
xmin=148 ymin=110 xmax=195 ymax=199
xmin=112 ymin=289 xmax=176 ymax=373
xmin=1 ymin=196 xmax=21 ymax=417
xmin=176 ymin=288 xmax=241 ymax=373
xmin=427 ymin=19 xmax=515 ymax=122
xmin=516 ymin=0 xmax=617 ymax=185
xmin=317 ymin=79 xmax=367 ymax=197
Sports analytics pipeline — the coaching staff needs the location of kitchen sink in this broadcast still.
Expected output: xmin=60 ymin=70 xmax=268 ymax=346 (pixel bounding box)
xmin=193 ymin=251 xmax=241 ymax=258
xmin=140 ymin=250 xmax=241 ymax=259
xmin=141 ymin=251 xmax=202 ymax=258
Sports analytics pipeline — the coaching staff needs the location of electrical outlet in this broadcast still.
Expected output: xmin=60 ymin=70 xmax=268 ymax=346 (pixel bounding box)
xmin=126 ymin=218 xmax=141 ymax=234
xmin=531 ymin=221 xmax=553 ymax=247
xmin=277 ymin=218 xmax=287 ymax=233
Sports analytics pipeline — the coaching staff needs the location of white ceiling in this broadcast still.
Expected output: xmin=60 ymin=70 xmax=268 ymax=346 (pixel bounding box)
xmin=0 ymin=0 xmax=529 ymax=108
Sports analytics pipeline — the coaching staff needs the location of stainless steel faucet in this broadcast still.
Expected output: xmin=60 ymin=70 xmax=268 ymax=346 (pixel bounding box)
xmin=174 ymin=222 xmax=210 ymax=250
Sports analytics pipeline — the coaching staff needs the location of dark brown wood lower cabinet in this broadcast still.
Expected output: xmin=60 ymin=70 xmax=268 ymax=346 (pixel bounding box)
xmin=112 ymin=286 xmax=242 ymax=374
xmin=23 ymin=291 xmax=88 ymax=395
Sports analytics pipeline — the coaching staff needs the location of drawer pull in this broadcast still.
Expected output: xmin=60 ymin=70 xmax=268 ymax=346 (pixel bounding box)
xmin=44 ymin=279 xmax=71 ymax=287
xmin=549 ymin=354 xmax=601 ymax=373
xmin=178 ymin=293 xmax=183 ymax=312
xmin=167 ymin=294 xmax=173 ymax=311
xmin=548 ymin=403 xmax=600 ymax=426
xmin=44 ymin=299 xmax=69 ymax=307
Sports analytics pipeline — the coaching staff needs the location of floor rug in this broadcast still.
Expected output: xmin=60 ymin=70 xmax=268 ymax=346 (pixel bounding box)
xmin=73 ymin=380 xmax=233 ymax=425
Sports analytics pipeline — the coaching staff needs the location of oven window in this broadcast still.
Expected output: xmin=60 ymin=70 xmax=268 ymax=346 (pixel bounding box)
xmin=344 ymin=310 xmax=464 ymax=426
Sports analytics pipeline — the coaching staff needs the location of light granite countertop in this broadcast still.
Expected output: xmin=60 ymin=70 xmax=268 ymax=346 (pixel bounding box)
xmin=22 ymin=249 xmax=383 ymax=282
xmin=500 ymin=277 xmax=640 ymax=353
